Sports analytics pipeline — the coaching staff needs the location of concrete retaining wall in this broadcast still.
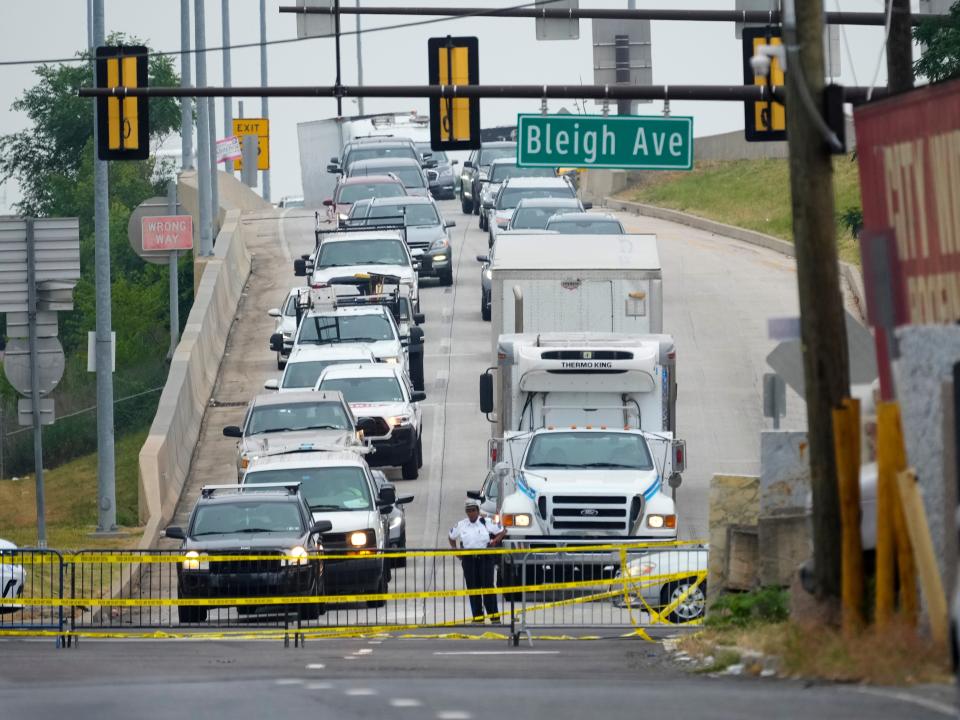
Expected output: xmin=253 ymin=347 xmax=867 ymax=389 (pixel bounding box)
xmin=136 ymin=208 xmax=252 ymax=547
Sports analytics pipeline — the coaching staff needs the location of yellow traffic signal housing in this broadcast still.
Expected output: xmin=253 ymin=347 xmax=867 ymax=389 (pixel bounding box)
xmin=95 ymin=46 xmax=150 ymax=161
xmin=742 ymin=28 xmax=786 ymax=142
xmin=428 ymin=36 xmax=480 ymax=150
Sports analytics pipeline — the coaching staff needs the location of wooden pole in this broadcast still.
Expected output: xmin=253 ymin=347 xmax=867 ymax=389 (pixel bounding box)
xmin=888 ymin=406 xmax=918 ymax=624
xmin=885 ymin=0 xmax=914 ymax=95
xmin=833 ymin=398 xmax=864 ymax=636
xmin=875 ymin=402 xmax=899 ymax=626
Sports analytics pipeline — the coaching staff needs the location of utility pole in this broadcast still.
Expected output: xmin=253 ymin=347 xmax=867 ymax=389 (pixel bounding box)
xmin=783 ymin=0 xmax=849 ymax=601
xmin=208 ymin=96 xmax=219 ymax=232
xmin=180 ymin=0 xmax=193 ymax=171
xmin=195 ymin=0 xmax=213 ymax=256
xmin=886 ymin=0 xmax=914 ymax=94
xmin=616 ymin=0 xmax=637 ymax=116
xmin=91 ymin=0 xmax=117 ymax=535
xmin=260 ymin=0 xmax=272 ymax=201
xmin=221 ymin=0 xmax=234 ymax=173
xmin=355 ymin=0 xmax=365 ymax=115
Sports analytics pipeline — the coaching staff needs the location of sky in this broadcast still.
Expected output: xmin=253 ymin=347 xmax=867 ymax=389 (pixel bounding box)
xmin=0 ymin=0 xmax=927 ymax=207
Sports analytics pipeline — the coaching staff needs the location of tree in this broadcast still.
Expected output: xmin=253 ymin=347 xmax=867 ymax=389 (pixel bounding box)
xmin=914 ymin=1 xmax=960 ymax=83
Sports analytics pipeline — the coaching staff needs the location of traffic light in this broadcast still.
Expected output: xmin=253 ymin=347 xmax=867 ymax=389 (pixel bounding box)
xmin=742 ymin=28 xmax=785 ymax=142
xmin=95 ymin=45 xmax=150 ymax=161
xmin=428 ymin=36 xmax=480 ymax=150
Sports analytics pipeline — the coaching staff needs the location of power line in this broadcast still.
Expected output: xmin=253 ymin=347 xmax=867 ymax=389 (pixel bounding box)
xmin=0 ymin=0 xmax=570 ymax=68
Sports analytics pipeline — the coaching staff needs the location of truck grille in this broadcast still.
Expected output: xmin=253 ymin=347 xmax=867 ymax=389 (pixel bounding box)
xmin=549 ymin=496 xmax=629 ymax=532
xmin=209 ymin=552 xmax=282 ymax=574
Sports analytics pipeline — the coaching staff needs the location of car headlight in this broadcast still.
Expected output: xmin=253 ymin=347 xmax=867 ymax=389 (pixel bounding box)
xmin=388 ymin=414 xmax=412 ymax=427
xmin=622 ymin=561 xmax=657 ymax=579
xmin=182 ymin=550 xmax=208 ymax=571
xmin=502 ymin=513 xmax=532 ymax=528
xmin=433 ymin=254 xmax=448 ymax=262
xmin=338 ymin=213 xmax=348 ymax=221
xmin=484 ymin=269 xmax=492 ymax=280
xmin=646 ymin=514 xmax=676 ymax=529
xmin=383 ymin=356 xmax=399 ymax=365
xmin=349 ymin=531 xmax=369 ymax=548
xmin=430 ymin=238 xmax=449 ymax=250
xmin=389 ymin=515 xmax=403 ymax=530
xmin=283 ymin=545 xmax=309 ymax=566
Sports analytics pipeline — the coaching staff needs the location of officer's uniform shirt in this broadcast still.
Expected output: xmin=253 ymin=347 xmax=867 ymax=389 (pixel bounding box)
xmin=449 ymin=516 xmax=504 ymax=550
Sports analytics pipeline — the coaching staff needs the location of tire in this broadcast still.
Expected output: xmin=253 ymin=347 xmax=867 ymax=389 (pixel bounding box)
xmin=460 ymin=191 xmax=473 ymax=214
xmin=409 ymin=349 xmax=425 ymax=392
xmin=481 ymin=292 xmax=491 ymax=322
xmin=298 ymin=573 xmax=323 ymax=621
xmin=440 ymin=266 xmax=453 ymax=287
xmin=366 ymin=573 xmax=388 ymax=608
xmin=500 ymin=562 xmax=522 ymax=603
xmin=178 ymin=604 xmax=207 ymax=624
xmin=473 ymin=186 xmax=481 ymax=215
xmin=479 ymin=212 xmax=487 ymax=231
xmin=416 ymin=436 xmax=423 ymax=468
xmin=277 ymin=352 xmax=286 ymax=371
xmin=660 ymin=579 xmax=706 ymax=624
xmin=392 ymin=531 xmax=408 ymax=569
xmin=401 ymin=447 xmax=419 ymax=480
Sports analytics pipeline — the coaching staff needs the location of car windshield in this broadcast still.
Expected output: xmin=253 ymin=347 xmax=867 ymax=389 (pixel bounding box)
xmin=191 ymin=501 xmax=304 ymax=536
xmin=490 ymin=165 xmax=555 ymax=182
xmin=316 ymin=238 xmax=408 ymax=267
xmin=497 ymin=186 xmax=575 ymax=210
xmin=368 ymin=203 xmax=439 ymax=226
xmin=416 ymin=145 xmax=448 ymax=163
xmin=479 ymin=147 xmax=516 ymax=166
xmin=345 ymin=146 xmax=418 ymax=166
xmin=524 ymin=432 xmax=654 ymax=470
xmin=319 ymin=376 xmax=405 ymax=404
xmin=298 ymin=314 xmax=395 ymax=344
xmin=510 ymin=206 xmax=578 ymax=229
xmin=547 ymin=219 xmax=624 ymax=234
xmin=283 ymin=198 xmax=305 ymax=208
xmin=244 ymin=467 xmax=372 ymax=511
xmin=281 ymin=358 xmax=374 ymax=389
xmin=337 ymin=182 xmax=406 ymax=204
xmin=381 ymin=168 xmax=425 ymax=188
xmin=246 ymin=402 xmax=351 ymax=435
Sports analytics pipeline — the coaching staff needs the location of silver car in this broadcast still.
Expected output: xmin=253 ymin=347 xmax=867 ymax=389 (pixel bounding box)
xmin=347 ymin=157 xmax=431 ymax=198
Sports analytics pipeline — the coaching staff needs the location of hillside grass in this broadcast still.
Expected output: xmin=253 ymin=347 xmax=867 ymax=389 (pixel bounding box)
xmin=616 ymin=156 xmax=863 ymax=265
xmin=0 ymin=431 xmax=145 ymax=549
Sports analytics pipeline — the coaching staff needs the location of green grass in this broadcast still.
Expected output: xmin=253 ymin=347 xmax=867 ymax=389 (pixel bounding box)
xmin=0 ymin=431 xmax=146 ymax=550
xmin=616 ymin=156 xmax=864 ymax=265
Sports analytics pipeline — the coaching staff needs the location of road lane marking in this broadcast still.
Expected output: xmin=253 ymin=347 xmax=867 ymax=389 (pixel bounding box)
xmin=278 ymin=208 xmax=293 ymax=263
xmin=390 ymin=699 xmax=423 ymax=708
xmin=437 ymin=712 xmax=472 ymax=720
xmin=305 ymin=663 xmax=325 ymax=670
xmin=345 ymin=688 xmax=377 ymax=696
xmin=307 ymin=682 xmax=333 ymax=690
xmin=355 ymin=648 xmax=373 ymax=655
xmin=852 ymin=687 xmax=955 ymax=717
xmin=433 ymin=651 xmax=560 ymax=656
xmin=275 ymin=678 xmax=305 ymax=685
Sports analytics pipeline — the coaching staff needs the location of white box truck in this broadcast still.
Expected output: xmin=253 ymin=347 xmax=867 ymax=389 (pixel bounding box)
xmin=486 ymin=233 xmax=663 ymax=353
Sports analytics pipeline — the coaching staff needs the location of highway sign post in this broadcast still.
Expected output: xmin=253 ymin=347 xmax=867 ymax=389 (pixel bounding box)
xmin=428 ymin=36 xmax=480 ymax=150
xmin=517 ymin=113 xmax=692 ymax=170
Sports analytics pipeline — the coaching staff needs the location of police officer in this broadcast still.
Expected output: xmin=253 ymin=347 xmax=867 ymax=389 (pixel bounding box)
xmin=449 ymin=499 xmax=506 ymax=622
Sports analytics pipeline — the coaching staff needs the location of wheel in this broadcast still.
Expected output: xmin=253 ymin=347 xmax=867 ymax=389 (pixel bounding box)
xmin=479 ymin=212 xmax=487 ymax=231
xmin=473 ymin=187 xmax=481 ymax=215
xmin=481 ymin=292 xmax=491 ymax=322
xmin=298 ymin=574 xmax=323 ymax=620
xmin=366 ymin=573 xmax=388 ymax=608
xmin=499 ymin=562 xmax=523 ymax=603
xmin=660 ymin=579 xmax=706 ymax=624
xmin=440 ymin=266 xmax=453 ymax=287
xmin=392 ymin=531 xmax=408 ymax=569
xmin=409 ymin=349 xmax=425 ymax=392
xmin=178 ymin=604 xmax=207 ymax=624
xmin=460 ymin=191 xmax=473 ymax=214
xmin=401 ymin=447 xmax=419 ymax=480
xmin=416 ymin=437 xmax=423 ymax=468
xmin=277 ymin=352 xmax=286 ymax=371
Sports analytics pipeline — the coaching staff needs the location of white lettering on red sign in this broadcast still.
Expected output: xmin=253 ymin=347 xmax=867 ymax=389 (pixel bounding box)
xmin=141 ymin=215 xmax=194 ymax=252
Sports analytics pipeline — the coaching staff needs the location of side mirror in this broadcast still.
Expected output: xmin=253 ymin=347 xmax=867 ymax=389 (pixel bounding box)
xmin=411 ymin=390 xmax=427 ymax=403
xmin=463 ymin=161 xmax=473 ymax=169
xmin=444 ymin=220 xmax=456 ymax=229
xmin=330 ymin=156 xmax=339 ymax=164
xmin=482 ymin=201 xmax=494 ymax=210
xmin=479 ymin=371 xmax=494 ymax=414
xmin=396 ymin=495 xmax=414 ymax=505
xmin=322 ymin=199 xmax=334 ymax=207
xmin=451 ymin=159 xmax=459 ymax=166
xmin=466 ymin=490 xmax=485 ymax=502
xmin=269 ymin=333 xmax=284 ymax=352
xmin=165 ymin=526 xmax=185 ymax=540
xmin=409 ymin=326 xmax=424 ymax=345
xmin=311 ymin=520 xmax=333 ymax=535
xmin=672 ymin=439 xmax=687 ymax=474
xmin=264 ymin=378 xmax=280 ymax=391
xmin=413 ymin=312 xmax=425 ymax=325
xmin=222 ymin=425 xmax=242 ymax=438
xmin=356 ymin=417 xmax=381 ymax=437
xmin=294 ymin=258 xmax=307 ymax=277
xmin=268 ymin=308 xmax=281 ymax=318
xmin=476 ymin=255 xmax=489 ymax=263
xmin=582 ymin=202 xmax=593 ymax=210
xmin=378 ymin=484 xmax=397 ymax=507
xmin=326 ymin=165 xmax=341 ymax=174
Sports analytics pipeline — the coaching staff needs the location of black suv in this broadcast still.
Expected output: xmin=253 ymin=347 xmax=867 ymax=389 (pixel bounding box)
xmin=165 ymin=484 xmax=332 ymax=624
xmin=459 ymin=141 xmax=517 ymax=215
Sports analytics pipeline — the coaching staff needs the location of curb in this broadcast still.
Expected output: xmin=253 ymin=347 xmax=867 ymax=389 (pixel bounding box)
xmin=604 ymin=197 xmax=866 ymax=322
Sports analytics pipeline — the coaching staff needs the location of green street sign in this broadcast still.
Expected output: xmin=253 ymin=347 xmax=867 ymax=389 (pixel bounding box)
xmin=517 ymin=113 xmax=694 ymax=170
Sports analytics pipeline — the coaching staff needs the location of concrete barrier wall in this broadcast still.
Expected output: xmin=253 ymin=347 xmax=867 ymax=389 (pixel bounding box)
xmin=137 ymin=208 xmax=251 ymax=547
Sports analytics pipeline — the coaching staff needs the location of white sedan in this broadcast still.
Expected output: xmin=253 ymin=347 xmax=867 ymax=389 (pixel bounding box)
xmin=613 ymin=546 xmax=708 ymax=624
xmin=0 ymin=538 xmax=27 ymax=613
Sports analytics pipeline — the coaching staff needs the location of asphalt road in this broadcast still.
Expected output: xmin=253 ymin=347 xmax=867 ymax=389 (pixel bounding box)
xmin=0 ymin=636 xmax=953 ymax=720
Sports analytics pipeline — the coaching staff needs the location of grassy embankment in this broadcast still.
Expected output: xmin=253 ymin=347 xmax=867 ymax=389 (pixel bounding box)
xmin=0 ymin=431 xmax=145 ymax=549
xmin=615 ymin=156 xmax=863 ymax=265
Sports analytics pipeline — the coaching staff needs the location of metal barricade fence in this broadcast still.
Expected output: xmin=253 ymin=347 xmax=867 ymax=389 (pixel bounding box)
xmin=0 ymin=548 xmax=64 ymax=639
xmin=2 ymin=543 xmax=707 ymax=642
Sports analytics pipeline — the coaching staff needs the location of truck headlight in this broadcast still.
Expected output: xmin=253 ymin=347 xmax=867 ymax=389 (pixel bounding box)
xmin=182 ymin=551 xmax=208 ymax=571
xmin=349 ymin=531 xmax=369 ymax=547
xmin=646 ymin=514 xmax=676 ymax=529
xmin=382 ymin=356 xmax=399 ymax=365
xmin=502 ymin=513 xmax=532 ymax=528
xmin=283 ymin=546 xmax=309 ymax=566
xmin=388 ymin=414 xmax=411 ymax=427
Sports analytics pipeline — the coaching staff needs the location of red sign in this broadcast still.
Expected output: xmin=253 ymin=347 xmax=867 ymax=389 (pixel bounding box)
xmin=141 ymin=215 xmax=193 ymax=252
xmin=855 ymin=78 xmax=960 ymax=325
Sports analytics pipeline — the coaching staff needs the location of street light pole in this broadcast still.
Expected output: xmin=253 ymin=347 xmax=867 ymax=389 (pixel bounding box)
xmin=222 ymin=0 xmax=234 ymax=174
xmin=180 ymin=0 xmax=193 ymax=171
xmin=260 ymin=0 xmax=271 ymax=201
xmin=194 ymin=0 xmax=213 ymax=256
xmin=355 ymin=0 xmax=364 ymax=115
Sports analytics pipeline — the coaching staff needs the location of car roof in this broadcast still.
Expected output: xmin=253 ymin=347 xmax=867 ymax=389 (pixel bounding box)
xmin=246 ymin=450 xmax=369 ymax=471
xmin=546 ymin=212 xmax=621 ymax=223
xmin=287 ymin=345 xmax=377 ymax=361
xmin=481 ymin=141 xmax=517 ymax=149
xmin=488 ymin=158 xmax=517 ymax=167
xmin=347 ymin=137 xmax=415 ymax=148
xmin=197 ymin=490 xmax=305 ymax=506
xmin=514 ymin=197 xmax=582 ymax=208
xmin=367 ymin=196 xmax=433 ymax=206
xmin=249 ymin=390 xmax=346 ymax=408
xmin=339 ymin=174 xmax=404 ymax=186
xmin=502 ymin=177 xmax=571 ymax=188
xmin=304 ymin=305 xmax=390 ymax=318
xmin=320 ymin=229 xmax=404 ymax=242
xmin=318 ymin=363 xmax=400 ymax=380
xmin=351 ymin=157 xmax=422 ymax=170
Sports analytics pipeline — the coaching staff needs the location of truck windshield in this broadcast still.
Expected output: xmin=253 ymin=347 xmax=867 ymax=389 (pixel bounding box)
xmin=281 ymin=358 xmax=373 ymax=389
xmin=246 ymin=402 xmax=351 ymax=435
xmin=497 ymin=186 xmax=575 ymax=210
xmin=490 ymin=165 xmax=555 ymax=183
xmin=319 ymin=376 xmax=405 ymax=404
xmin=479 ymin=146 xmax=516 ymax=166
xmin=298 ymin=314 xmax=395 ymax=344
xmin=524 ymin=432 xmax=653 ymax=470
xmin=316 ymin=239 xmax=408 ymax=267
xmin=191 ymin=501 xmax=304 ymax=536
xmin=244 ymin=467 xmax=372 ymax=511
xmin=510 ymin=206 xmax=578 ymax=229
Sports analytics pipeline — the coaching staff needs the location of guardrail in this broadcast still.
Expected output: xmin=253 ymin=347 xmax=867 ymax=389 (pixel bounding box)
xmin=2 ymin=542 xmax=707 ymax=646
xmin=0 ymin=548 xmax=65 ymax=644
